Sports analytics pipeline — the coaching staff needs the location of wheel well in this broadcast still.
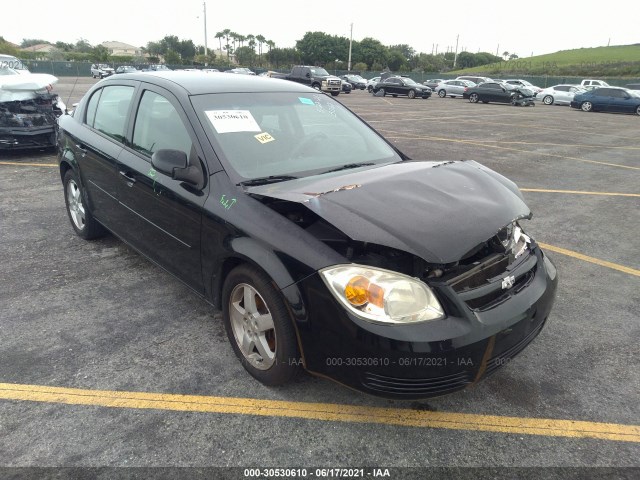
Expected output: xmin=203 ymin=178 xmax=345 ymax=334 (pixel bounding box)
xmin=59 ymin=161 xmax=72 ymax=182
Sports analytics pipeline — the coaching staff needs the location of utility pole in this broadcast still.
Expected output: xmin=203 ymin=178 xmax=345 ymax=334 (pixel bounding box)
xmin=348 ymin=23 xmax=353 ymax=71
xmin=453 ymin=34 xmax=459 ymax=67
xmin=496 ymin=44 xmax=499 ymax=56
xmin=203 ymin=2 xmax=208 ymax=61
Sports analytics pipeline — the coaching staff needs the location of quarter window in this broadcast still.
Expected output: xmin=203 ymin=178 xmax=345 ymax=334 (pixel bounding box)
xmin=92 ymin=85 xmax=134 ymax=143
xmin=132 ymin=90 xmax=193 ymax=159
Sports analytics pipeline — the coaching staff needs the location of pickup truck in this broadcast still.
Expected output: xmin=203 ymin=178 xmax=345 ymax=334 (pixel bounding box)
xmin=580 ymin=79 xmax=610 ymax=89
xmin=272 ymin=66 xmax=342 ymax=96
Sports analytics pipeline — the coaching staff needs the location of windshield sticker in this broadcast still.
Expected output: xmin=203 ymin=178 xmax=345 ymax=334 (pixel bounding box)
xmin=205 ymin=110 xmax=261 ymax=133
xmin=254 ymin=132 xmax=275 ymax=144
xmin=298 ymin=97 xmax=314 ymax=105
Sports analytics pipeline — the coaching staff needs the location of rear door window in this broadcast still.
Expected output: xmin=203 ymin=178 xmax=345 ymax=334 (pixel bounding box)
xmin=92 ymin=86 xmax=135 ymax=143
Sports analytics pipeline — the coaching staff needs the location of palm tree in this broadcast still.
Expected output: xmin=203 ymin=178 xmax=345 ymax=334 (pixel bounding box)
xmin=230 ymin=32 xmax=239 ymax=56
xmin=222 ymin=29 xmax=232 ymax=62
xmin=237 ymin=34 xmax=246 ymax=49
xmin=215 ymin=31 xmax=224 ymax=55
xmin=256 ymin=34 xmax=266 ymax=64
xmin=266 ymin=40 xmax=275 ymax=52
xmin=247 ymin=34 xmax=256 ymax=52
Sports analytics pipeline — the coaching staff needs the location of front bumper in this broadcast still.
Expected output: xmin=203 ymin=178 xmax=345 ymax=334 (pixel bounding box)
xmin=0 ymin=125 xmax=57 ymax=150
xmin=285 ymin=245 xmax=557 ymax=399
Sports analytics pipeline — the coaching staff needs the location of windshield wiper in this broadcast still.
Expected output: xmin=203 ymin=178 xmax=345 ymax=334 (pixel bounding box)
xmin=321 ymin=162 xmax=375 ymax=174
xmin=239 ymin=175 xmax=298 ymax=186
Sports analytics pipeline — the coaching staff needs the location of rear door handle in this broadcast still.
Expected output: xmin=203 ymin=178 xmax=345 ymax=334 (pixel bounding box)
xmin=119 ymin=170 xmax=137 ymax=185
xmin=75 ymin=143 xmax=87 ymax=155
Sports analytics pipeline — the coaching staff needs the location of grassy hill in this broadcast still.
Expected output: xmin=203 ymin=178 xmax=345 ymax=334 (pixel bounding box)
xmin=450 ymin=44 xmax=640 ymax=77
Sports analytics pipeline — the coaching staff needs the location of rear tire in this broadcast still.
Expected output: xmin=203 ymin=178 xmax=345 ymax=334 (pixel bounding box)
xmin=469 ymin=93 xmax=479 ymax=103
xmin=379 ymin=88 xmax=386 ymax=97
xmin=63 ymin=169 xmax=107 ymax=240
xmin=222 ymin=264 xmax=300 ymax=386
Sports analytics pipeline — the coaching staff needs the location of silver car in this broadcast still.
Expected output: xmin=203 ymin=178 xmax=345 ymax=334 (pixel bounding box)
xmin=435 ymin=79 xmax=476 ymax=98
xmin=366 ymin=76 xmax=381 ymax=92
xmin=536 ymin=85 xmax=586 ymax=105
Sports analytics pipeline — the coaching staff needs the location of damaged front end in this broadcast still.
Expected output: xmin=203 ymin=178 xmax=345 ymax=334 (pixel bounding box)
xmin=0 ymin=92 xmax=64 ymax=150
xmin=246 ymin=160 xmax=558 ymax=398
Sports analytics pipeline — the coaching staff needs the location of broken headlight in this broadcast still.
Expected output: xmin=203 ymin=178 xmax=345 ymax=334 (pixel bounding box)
xmin=320 ymin=265 xmax=445 ymax=324
xmin=494 ymin=222 xmax=531 ymax=259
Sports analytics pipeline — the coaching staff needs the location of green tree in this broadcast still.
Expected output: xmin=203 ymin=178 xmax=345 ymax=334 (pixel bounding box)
xmin=75 ymin=38 xmax=93 ymax=53
xmin=266 ymin=47 xmax=300 ymax=68
xmin=160 ymin=35 xmax=181 ymax=54
xmin=215 ymin=31 xmax=224 ymax=54
xmin=0 ymin=37 xmax=19 ymax=56
xmin=165 ymin=49 xmax=180 ymax=64
xmin=296 ymin=31 xmax=348 ymax=65
xmin=92 ymin=45 xmax=110 ymax=62
xmin=20 ymin=39 xmax=50 ymax=48
xmin=235 ymin=46 xmax=257 ymax=66
xmin=387 ymin=50 xmax=407 ymax=71
xmin=178 ymin=39 xmax=196 ymax=62
xmin=55 ymin=41 xmax=74 ymax=52
xmin=255 ymin=34 xmax=266 ymax=64
xmin=358 ymin=37 xmax=388 ymax=70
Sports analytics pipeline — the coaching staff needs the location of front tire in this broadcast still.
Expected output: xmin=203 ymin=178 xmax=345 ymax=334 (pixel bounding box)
xmin=636 ymin=105 xmax=640 ymax=116
xmin=438 ymin=89 xmax=446 ymax=98
xmin=408 ymin=89 xmax=416 ymax=99
xmin=312 ymin=83 xmax=321 ymax=91
xmin=331 ymin=92 xmax=340 ymax=96
xmin=581 ymin=101 xmax=593 ymax=112
xmin=543 ymin=95 xmax=554 ymax=105
xmin=469 ymin=93 xmax=479 ymax=103
xmin=63 ymin=169 xmax=106 ymax=240
xmin=222 ymin=264 xmax=300 ymax=386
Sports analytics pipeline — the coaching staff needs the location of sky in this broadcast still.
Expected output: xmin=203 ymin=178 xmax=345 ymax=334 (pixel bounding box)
xmin=3 ymin=0 xmax=638 ymax=58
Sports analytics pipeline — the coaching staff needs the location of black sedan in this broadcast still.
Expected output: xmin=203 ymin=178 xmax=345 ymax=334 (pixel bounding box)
xmin=340 ymin=74 xmax=367 ymax=90
xmin=57 ymin=72 xmax=557 ymax=399
xmin=463 ymin=82 xmax=518 ymax=104
xmin=373 ymin=76 xmax=432 ymax=99
xmin=570 ymin=87 xmax=640 ymax=115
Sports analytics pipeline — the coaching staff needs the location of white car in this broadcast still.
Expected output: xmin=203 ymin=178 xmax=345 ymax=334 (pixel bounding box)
xmin=435 ymin=79 xmax=476 ymax=98
xmin=90 ymin=64 xmax=114 ymax=78
xmin=536 ymin=85 xmax=587 ymax=105
xmin=504 ymin=79 xmax=543 ymax=94
xmin=366 ymin=76 xmax=381 ymax=92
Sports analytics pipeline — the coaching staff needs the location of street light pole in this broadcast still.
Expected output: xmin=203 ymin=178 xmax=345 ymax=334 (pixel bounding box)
xmin=348 ymin=23 xmax=353 ymax=72
xmin=203 ymin=1 xmax=208 ymax=61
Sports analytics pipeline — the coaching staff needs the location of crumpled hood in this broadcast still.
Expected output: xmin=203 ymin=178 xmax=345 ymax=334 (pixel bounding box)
xmin=246 ymin=160 xmax=531 ymax=264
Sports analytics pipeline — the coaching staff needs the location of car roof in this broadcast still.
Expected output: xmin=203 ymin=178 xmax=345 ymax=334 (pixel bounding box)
xmin=103 ymin=71 xmax=313 ymax=95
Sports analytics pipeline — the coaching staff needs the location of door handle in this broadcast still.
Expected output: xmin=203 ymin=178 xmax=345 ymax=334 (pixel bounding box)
xmin=119 ymin=170 xmax=137 ymax=185
xmin=75 ymin=144 xmax=87 ymax=155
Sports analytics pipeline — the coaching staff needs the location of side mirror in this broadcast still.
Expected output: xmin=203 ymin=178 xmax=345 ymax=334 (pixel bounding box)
xmin=151 ymin=149 xmax=203 ymax=188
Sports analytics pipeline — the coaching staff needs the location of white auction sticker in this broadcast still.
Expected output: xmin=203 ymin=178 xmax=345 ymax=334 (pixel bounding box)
xmin=206 ymin=110 xmax=261 ymax=133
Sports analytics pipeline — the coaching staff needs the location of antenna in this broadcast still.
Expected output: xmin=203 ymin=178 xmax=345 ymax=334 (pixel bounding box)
xmin=64 ymin=75 xmax=80 ymax=114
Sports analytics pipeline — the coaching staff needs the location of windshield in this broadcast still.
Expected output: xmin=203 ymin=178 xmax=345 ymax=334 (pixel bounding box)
xmin=404 ymin=78 xmax=418 ymax=85
xmin=310 ymin=67 xmax=330 ymax=76
xmin=192 ymin=92 xmax=402 ymax=181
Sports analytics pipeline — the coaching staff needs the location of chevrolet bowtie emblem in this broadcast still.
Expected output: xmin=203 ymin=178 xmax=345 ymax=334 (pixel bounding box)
xmin=501 ymin=275 xmax=516 ymax=290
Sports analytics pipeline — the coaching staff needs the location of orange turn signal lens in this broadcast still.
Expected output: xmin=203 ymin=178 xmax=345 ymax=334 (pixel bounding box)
xmin=345 ymin=275 xmax=385 ymax=308
xmin=345 ymin=276 xmax=370 ymax=306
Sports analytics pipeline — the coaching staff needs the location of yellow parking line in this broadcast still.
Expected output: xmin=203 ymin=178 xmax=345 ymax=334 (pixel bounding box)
xmin=0 ymin=161 xmax=57 ymax=167
xmin=521 ymin=188 xmax=640 ymax=197
xmin=539 ymin=243 xmax=640 ymax=277
xmin=0 ymin=382 xmax=638 ymax=442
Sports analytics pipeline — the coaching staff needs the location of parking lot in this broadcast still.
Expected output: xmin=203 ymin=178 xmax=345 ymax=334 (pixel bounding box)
xmin=0 ymin=78 xmax=638 ymax=475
